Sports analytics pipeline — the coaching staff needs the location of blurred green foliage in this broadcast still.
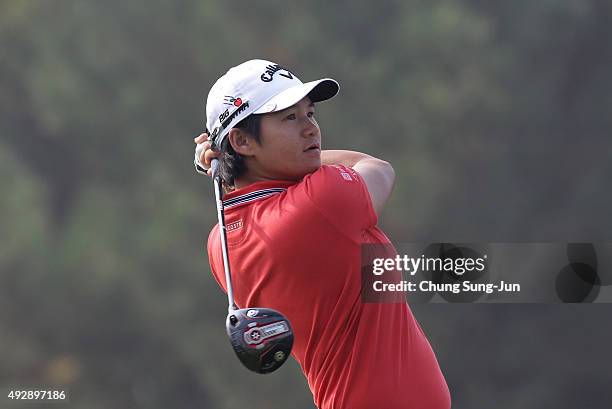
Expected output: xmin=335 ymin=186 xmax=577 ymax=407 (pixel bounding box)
xmin=1 ymin=1 xmax=611 ymax=408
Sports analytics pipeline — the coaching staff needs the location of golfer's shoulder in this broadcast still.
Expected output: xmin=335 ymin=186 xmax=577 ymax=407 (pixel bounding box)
xmin=292 ymin=164 xmax=371 ymax=205
xmin=300 ymin=164 xmax=367 ymax=192
xmin=284 ymin=165 xmax=376 ymax=237
xmin=288 ymin=165 xmax=376 ymax=228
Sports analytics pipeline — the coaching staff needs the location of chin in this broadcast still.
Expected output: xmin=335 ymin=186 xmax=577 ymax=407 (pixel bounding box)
xmin=305 ymin=159 xmax=322 ymax=174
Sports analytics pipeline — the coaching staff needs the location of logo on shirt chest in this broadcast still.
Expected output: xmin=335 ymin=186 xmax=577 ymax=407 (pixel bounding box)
xmin=227 ymin=219 xmax=244 ymax=232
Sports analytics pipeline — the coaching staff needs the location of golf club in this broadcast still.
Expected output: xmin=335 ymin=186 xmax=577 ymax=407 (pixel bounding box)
xmin=210 ymin=158 xmax=294 ymax=374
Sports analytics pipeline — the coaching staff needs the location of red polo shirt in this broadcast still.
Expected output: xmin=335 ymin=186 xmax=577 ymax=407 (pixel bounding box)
xmin=207 ymin=165 xmax=450 ymax=409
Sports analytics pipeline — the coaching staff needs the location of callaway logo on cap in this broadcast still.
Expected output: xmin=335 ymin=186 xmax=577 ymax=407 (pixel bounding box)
xmin=205 ymin=59 xmax=339 ymax=148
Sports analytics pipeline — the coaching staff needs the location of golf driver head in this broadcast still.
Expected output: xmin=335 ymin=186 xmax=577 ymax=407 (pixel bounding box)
xmin=226 ymin=307 xmax=294 ymax=374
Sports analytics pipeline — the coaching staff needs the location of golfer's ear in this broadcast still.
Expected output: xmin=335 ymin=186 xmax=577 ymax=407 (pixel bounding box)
xmin=227 ymin=128 xmax=255 ymax=157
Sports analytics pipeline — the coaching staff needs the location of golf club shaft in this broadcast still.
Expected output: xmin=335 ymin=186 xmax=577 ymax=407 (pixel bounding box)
xmin=211 ymin=159 xmax=237 ymax=312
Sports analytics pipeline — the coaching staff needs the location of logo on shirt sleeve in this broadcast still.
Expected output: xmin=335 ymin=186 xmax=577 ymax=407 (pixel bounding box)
xmin=332 ymin=165 xmax=354 ymax=181
xmin=340 ymin=172 xmax=353 ymax=181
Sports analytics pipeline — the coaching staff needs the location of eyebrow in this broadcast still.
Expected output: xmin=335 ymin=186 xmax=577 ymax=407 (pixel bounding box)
xmin=279 ymin=101 xmax=315 ymax=114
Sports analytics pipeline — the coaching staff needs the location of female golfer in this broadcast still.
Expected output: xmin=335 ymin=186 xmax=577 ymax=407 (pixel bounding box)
xmin=195 ymin=59 xmax=450 ymax=409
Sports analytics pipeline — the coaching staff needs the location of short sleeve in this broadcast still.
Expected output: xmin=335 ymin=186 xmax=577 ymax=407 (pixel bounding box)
xmin=207 ymin=224 xmax=227 ymax=293
xmin=295 ymin=165 xmax=377 ymax=238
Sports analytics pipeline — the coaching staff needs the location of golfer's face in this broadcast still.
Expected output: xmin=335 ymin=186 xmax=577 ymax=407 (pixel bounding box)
xmin=256 ymin=97 xmax=322 ymax=180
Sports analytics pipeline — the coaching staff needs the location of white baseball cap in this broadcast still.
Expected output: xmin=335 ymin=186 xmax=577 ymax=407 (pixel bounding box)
xmin=205 ymin=59 xmax=339 ymax=148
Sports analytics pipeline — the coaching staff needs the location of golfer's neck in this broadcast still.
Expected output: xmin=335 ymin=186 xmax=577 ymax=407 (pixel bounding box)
xmin=234 ymin=168 xmax=302 ymax=190
xmin=234 ymin=174 xmax=280 ymax=190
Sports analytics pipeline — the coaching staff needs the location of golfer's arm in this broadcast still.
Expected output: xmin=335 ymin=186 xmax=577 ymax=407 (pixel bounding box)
xmin=321 ymin=150 xmax=395 ymax=215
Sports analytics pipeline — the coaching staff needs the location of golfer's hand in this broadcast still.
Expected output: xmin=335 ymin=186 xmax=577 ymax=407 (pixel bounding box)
xmin=194 ymin=133 xmax=221 ymax=177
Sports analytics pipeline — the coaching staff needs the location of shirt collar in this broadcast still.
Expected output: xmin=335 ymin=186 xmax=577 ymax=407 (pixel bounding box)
xmin=222 ymin=180 xmax=297 ymax=209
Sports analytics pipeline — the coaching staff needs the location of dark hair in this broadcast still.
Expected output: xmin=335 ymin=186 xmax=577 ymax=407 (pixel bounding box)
xmin=216 ymin=114 xmax=262 ymax=191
